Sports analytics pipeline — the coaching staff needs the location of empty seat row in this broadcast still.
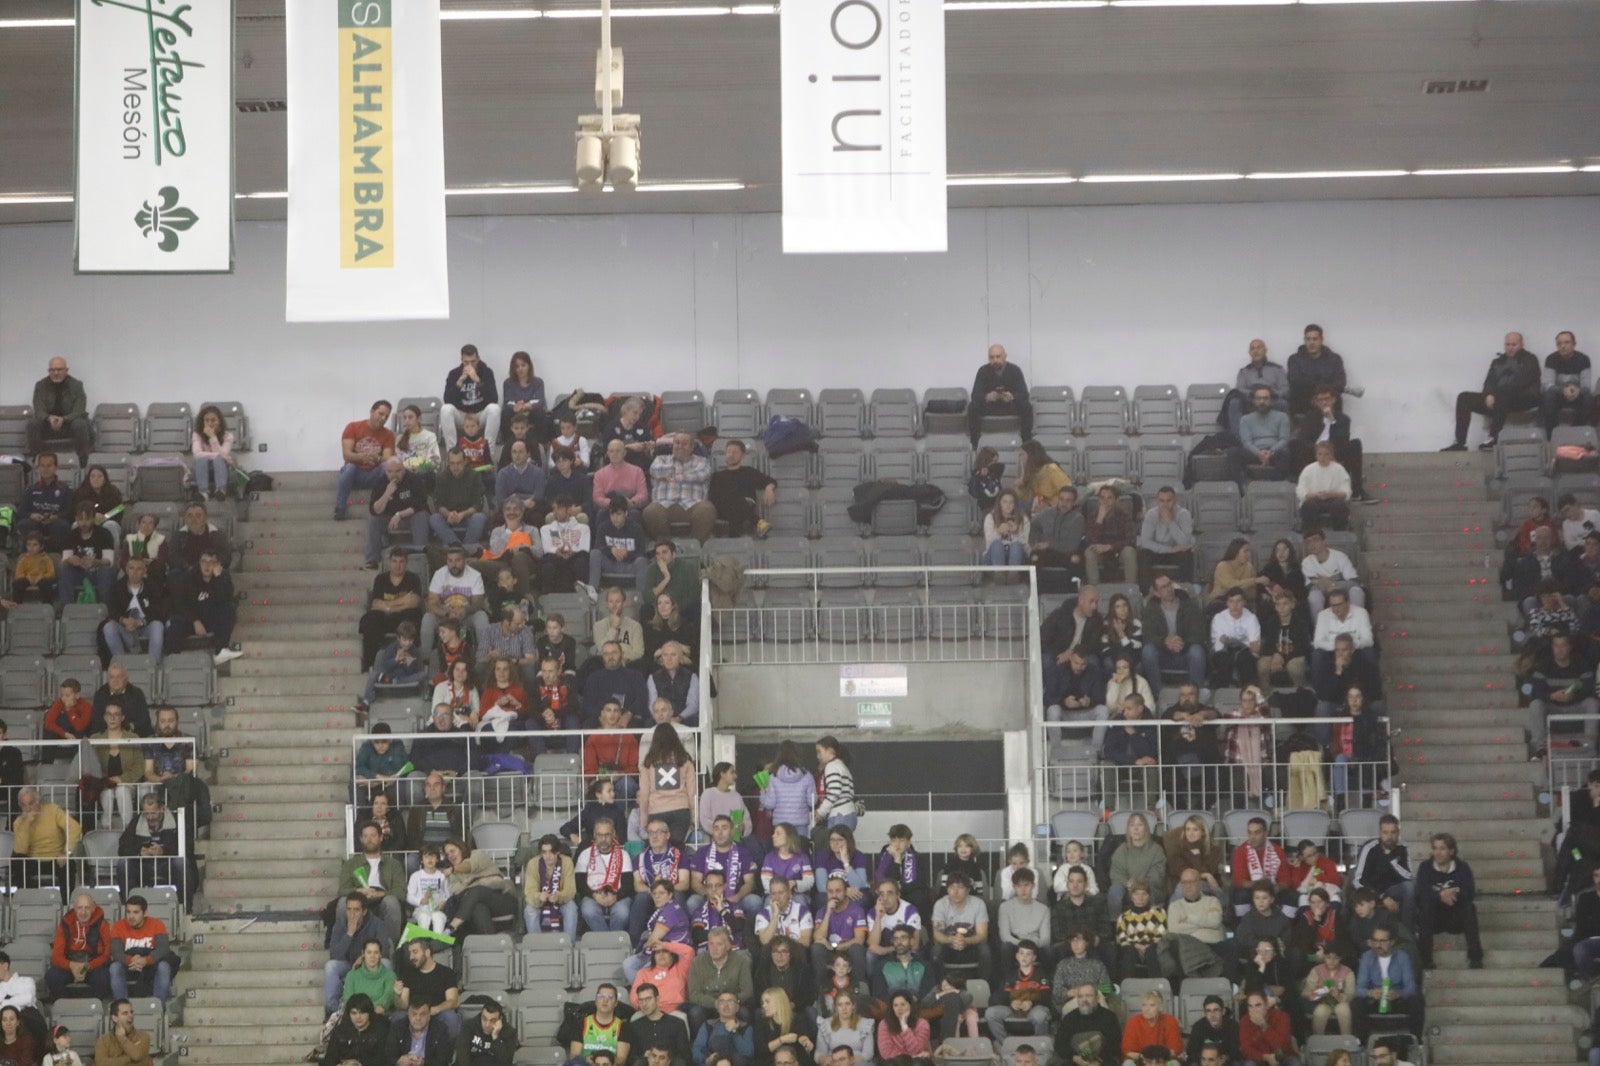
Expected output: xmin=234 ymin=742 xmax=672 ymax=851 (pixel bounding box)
xmin=0 ymin=401 xmax=250 ymax=456
xmin=0 ymin=649 xmax=216 ymax=713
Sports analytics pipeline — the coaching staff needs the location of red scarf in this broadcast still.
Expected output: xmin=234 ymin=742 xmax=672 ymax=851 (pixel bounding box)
xmin=586 ymin=845 xmax=624 ymax=891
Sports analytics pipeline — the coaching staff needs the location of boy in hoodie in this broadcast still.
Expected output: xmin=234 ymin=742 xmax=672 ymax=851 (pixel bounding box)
xmin=45 ymin=890 xmax=112 ymax=1001
xmin=590 ymin=499 xmax=651 ymax=593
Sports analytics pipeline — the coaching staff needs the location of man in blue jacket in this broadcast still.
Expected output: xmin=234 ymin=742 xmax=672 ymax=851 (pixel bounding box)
xmin=1414 ymin=832 xmax=1484 ymax=971
xmin=1353 ymin=927 xmax=1421 ymax=1040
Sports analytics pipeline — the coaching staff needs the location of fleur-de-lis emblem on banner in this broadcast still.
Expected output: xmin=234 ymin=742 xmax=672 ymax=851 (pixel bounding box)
xmin=134 ymin=186 xmax=198 ymax=252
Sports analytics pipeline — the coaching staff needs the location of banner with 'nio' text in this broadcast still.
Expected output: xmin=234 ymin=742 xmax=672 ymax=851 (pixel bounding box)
xmin=74 ymin=0 xmax=235 ymax=273
xmin=285 ymin=0 xmax=449 ymax=322
xmin=780 ymin=0 xmax=947 ymax=254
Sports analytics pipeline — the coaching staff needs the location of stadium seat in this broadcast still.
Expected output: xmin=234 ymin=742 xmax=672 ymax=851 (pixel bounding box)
xmin=1188 ymin=482 xmax=1242 ymax=534
xmin=1304 ymin=1035 xmax=1363 ymax=1066
xmin=80 ymin=830 xmax=123 ymax=886
xmin=472 ymin=821 xmax=523 ymax=859
xmin=1107 ymin=808 xmax=1158 ymax=836
xmin=1132 ymin=386 xmax=1182 ymax=436
xmin=1337 ymin=808 xmax=1383 ymax=865
xmin=533 ymin=753 xmax=582 ymax=813
xmin=765 ymin=388 xmax=815 ymax=427
xmin=658 ymin=391 xmax=707 ymax=435
xmin=703 ymin=537 xmax=756 ymax=571
xmin=868 ymin=388 xmax=920 ymax=439
xmin=518 ymin=930 xmax=577 ymax=988
xmin=1164 ymin=810 xmax=1217 ymax=834
xmin=48 ymin=654 xmax=103 ymax=697
xmin=44 ymin=997 xmax=104 ymax=1041
xmin=923 ymin=439 xmax=972 ymax=489
xmin=1081 ymin=437 xmax=1134 ymax=482
xmin=515 ymin=1047 xmax=566 ymax=1066
xmin=1282 ymin=809 xmax=1332 ymax=849
xmin=0 ymin=657 xmax=44 ymax=711
xmin=926 ymin=496 xmax=978 ymax=539
xmin=765 ymin=447 xmax=814 ymax=490
xmin=88 ymin=452 xmax=135 ymax=496
xmin=142 ymin=403 xmax=194 ymax=454
xmin=394 ymin=396 xmax=443 ymax=434
xmin=576 ymin=930 xmax=631 ymax=985
xmin=131 ymin=461 xmax=188 ymax=502
xmin=1078 ymin=386 xmax=1129 ymax=436
xmin=1184 ymin=383 xmax=1230 ymax=433
xmin=140 ymin=886 xmax=183 ymax=943
xmin=1177 ymin=976 xmax=1233 ymax=1031
xmin=1135 ymin=439 xmax=1186 ymax=488
xmin=1244 ymin=481 xmax=1299 ymax=532
xmin=460 ymin=933 xmax=519 ymax=994
xmin=1222 ymin=808 xmax=1272 ymax=846
xmin=866 ymin=440 xmax=917 ymax=484
xmin=1031 ymin=386 xmax=1077 ymax=439
xmin=764 ymin=491 xmax=813 ymax=539
xmin=129 ymin=998 xmax=170 ymax=1054
xmin=976 ymin=583 xmax=1030 ymax=640
xmin=1117 ymin=977 xmax=1173 ymax=1011
xmin=12 ymin=887 xmax=63 ymax=941
xmin=816 ymin=438 xmax=866 ymax=487
xmin=1050 ymin=809 xmax=1101 ymax=848
xmin=939 ymin=1038 xmax=995 ymax=1064
xmin=816 ymin=589 xmax=871 ymax=643
xmin=816 ymin=388 xmax=868 ymax=439
xmin=92 ymin=404 xmax=143 ymax=454
xmin=711 ymin=390 xmax=763 ymax=440
xmin=515 ymin=989 xmax=570 ymax=1049
xmin=921 ymin=388 xmax=969 ymax=436
xmin=0 ymin=406 xmax=33 ymax=455
xmin=159 ymin=649 xmax=216 ymax=707
xmin=816 ymin=487 xmax=863 ymax=538
xmin=0 ymin=462 xmax=24 ymax=506
xmin=5 ymin=603 xmax=58 ymax=657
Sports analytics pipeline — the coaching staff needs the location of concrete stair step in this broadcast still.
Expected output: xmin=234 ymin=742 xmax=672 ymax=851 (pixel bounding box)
xmin=233 ymin=621 xmax=367 ymax=642
xmin=1399 ymin=797 xmax=1533 ymax=820
xmin=204 ymin=877 xmax=339 ymax=901
xmin=222 ymin=705 xmax=358 ymax=725
xmin=1429 ymin=985 xmax=1570 ymax=1008
xmin=203 ymin=897 xmax=326 ymax=917
xmin=1400 ymin=784 xmax=1532 ymax=805
xmin=236 ymin=605 xmax=364 ymax=624
xmin=241 ymin=525 xmax=366 ymax=545
xmin=211 ymin=819 xmax=346 ymax=841
xmin=227 ymin=657 xmax=362 ymax=680
xmin=1392 ymin=726 xmax=1525 ymax=746
xmin=1428 ymin=946 xmax=1553 ymax=969
xmin=1430 ymin=1029 xmax=1579 ymax=1049
xmin=1369 ymin=586 xmax=1503 ymax=605
xmin=1379 ymin=635 xmax=1510 ymax=655
xmin=205 ymin=838 xmax=346 ymax=861
xmin=175 ymin=1022 xmax=326 ymax=1043
xmin=1429 ymin=928 xmax=1560 ymax=951
xmin=1375 ymin=607 xmax=1504 ymax=628
xmin=1399 ymin=818 xmax=1549 ymax=842
xmin=220 ymin=674 xmax=360 ymax=697
xmin=1394 ymin=708 xmax=1527 ymax=731
xmin=212 ymin=800 xmax=346 ymax=821
xmin=1429 ymin=1046 xmax=1578 ymax=1065
xmin=1385 ymin=674 xmax=1513 ymax=694
xmin=244 ymin=499 xmax=365 ymax=521
xmin=238 ymin=548 xmax=371 ymax=571
xmin=1470 ymin=876 xmax=1547 ymax=893
xmin=224 ymin=746 xmax=353 ymax=767
xmin=238 ymin=570 xmax=374 ymax=590
xmin=1425 ymin=966 xmax=1566 ymax=988
xmin=233 ymin=640 xmax=361 ymax=659
xmin=216 ymin=761 xmax=349 ymax=785
xmin=1389 ymin=690 xmax=1514 ymax=711
xmin=214 ymin=782 xmax=346 ymax=803
xmin=170 ymin=1043 xmax=324 ymax=1065
xmin=1430 ymin=1004 xmax=1582 ymax=1025
xmin=180 ymin=1008 xmax=329 ymax=1032
xmin=183 ymin=986 xmax=323 ymax=1007
xmin=1359 ymin=510 xmax=1497 ymax=533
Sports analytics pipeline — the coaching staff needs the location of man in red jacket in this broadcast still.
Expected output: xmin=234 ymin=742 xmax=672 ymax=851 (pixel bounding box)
xmin=45 ymin=889 xmax=112 ymax=1000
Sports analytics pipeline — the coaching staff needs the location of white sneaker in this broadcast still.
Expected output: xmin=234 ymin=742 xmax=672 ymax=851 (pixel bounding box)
xmin=213 ymin=647 xmax=244 ymax=665
xmin=577 ymin=582 xmax=599 ymax=603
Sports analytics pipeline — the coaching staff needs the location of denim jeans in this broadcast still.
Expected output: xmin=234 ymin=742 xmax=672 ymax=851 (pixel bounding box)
xmin=589 ymin=552 xmax=650 ymax=591
xmin=367 ymin=512 xmax=430 ymax=564
xmin=111 ymin=957 xmax=174 ymax=1002
xmin=525 ymin=900 xmax=579 ymax=938
xmin=983 ymin=539 xmax=1027 ymax=567
xmin=104 ymin=618 xmax=166 ymax=660
xmin=58 ymin=564 xmax=115 ymax=608
xmin=194 ymin=456 xmax=231 ymax=494
xmin=579 ymin=896 xmax=632 ymax=933
xmin=428 ymin=512 xmax=489 ymax=551
xmin=1140 ymin=642 xmax=1206 ymax=697
xmin=335 ymin=463 xmax=388 ymax=518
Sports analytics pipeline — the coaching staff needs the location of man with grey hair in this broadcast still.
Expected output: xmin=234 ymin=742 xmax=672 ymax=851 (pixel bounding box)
xmin=45 ymin=888 xmax=113 ymax=999
xmin=643 ymin=433 xmax=716 ymax=543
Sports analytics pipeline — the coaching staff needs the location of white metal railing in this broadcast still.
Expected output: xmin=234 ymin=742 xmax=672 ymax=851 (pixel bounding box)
xmin=1545 ymin=712 xmax=1600 ymax=814
xmin=709 ymin=566 xmax=1034 ymax=665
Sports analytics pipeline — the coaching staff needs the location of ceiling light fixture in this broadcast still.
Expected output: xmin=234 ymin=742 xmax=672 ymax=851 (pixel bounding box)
xmin=0 ymin=17 xmax=75 ymax=28
xmin=947 ymin=174 xmax=1079 ymax=186
xmin=0 ymin=193 xmax=73 ymax=205
xmin=1413 ymin=164 xmax=1579 ymax=175
xmin=1245 ymin=169 xmax=1409 ymax=180
xmin=1080 ymin=172 xmax=1245 ymax=183
xmin=637 ymin=181 xmax=749 ymax=191
xmin=944 ymin=0 xmax=1106 ymax=9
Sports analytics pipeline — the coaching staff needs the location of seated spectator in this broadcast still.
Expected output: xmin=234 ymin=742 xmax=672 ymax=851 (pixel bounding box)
xmin=644 ymin=540 xmax=701 ymax=625
xmin=1114 ymin=881 xmax=1170 ymax=982
xmin=1226 ymin=339 xmax=1289 ymax=435
xmin=119 ymin=796 xmax=196 ymax=929
xmin=998 ymin=867 xmax=1051 ymax=962
xmin=595 ymin=586 xmax=647 ymax=666
xmin=644 ymin=433 xmax=716 ymax=544
xmin=1015 ymin=441 xmax=1071 ymax=513
xmin=1310 ymin=589 xmax=1376 ymax=693
xmin=1102 ymin=594 xmax=1145 ymax=675
xmin=1237 ymin=992 xmax=1301 ymax=1066
xmin=1562 ymin=493 xmax=1600 ymax=552
xmin=644 ymin=593 xmax=697 ymax=667
xmin=460 ymin=999 xmax=518 ymax=1066
xmin=1301 ymin=529 xmax=1363 ymax=615
xmin=353 ymin=727 xmax=409 ymax=805
xmin=365 ymin=457 xmax=429 ymax=568
xmin=1230 ymin=821 xmax=1289 ymax=913
xmin=432 ymin=659 xmax=480 ymax=730
xmin=602 ymin=398 xmax=656 ymax=480
xmin=27 ymin=358 xmax=91 ymax=464
xmin=104 ymin=556 xmax=167 ymax=662
xmin=985 ymin=936 xmax=1051 ymax=1041
xmin=1030 ymin=484 xmax=1086 ymax=583
xmin=1260 ymin=537 xmax=1306 ymax=604
xmin=480 ymin=604 xmax=537 ymax=693
xmin=1042 ymin=586 xmax=1106 ymax=710
xmin=44 ymin=890 xmax=112 ymax=1001
xmin=1257 ymin=589 xmax=1311 ymax=691
xmin=1225 ymin=689 xmax=1276 ymax=810
xmin=1329 ymin=687 xmax=1387 ymax=809
xmin=1085 ymin=484 xmax=1138 ymax=585
xmin=1140 ymin=575 xmax=1207 ymax=698
xmin=584 ymin=642 xmax=651 ymax=724
xmin=1286 ymin=324 xmax=1346 ymax=418
xmin=501 ymin=351 xmax=547 ymax=436
xmin=463 ymin=414 xmax=504 ymax=483
xmin=43 ymin=678 xmax=93 ymax=751
xmin=324 ymin=893 xmax=388 ymax=1017
xmin=546 ymin=446 xmax=595 ymax=524
xmin=1164 ymin=815 xmax=1223 ymax=901
xmin=56 ymin=503 xmax=116 ymax=607
xmin=393 ymin=937 xmax=462 ymax=1040
xmin=1515 ymin=530 xmax=1579 ymax=619
xmin=755 ymin=877 xmax=815 ymax=958
xmin=649 ymin=642 xmax=699 ymax=726
xmin=1441 ymin=331 xmax=1540 ymax=451
xmin=815 ymin=990 xmax=873 ymax=1065
xmin=1103 ymin=695 xmax=1159 ymax=798
xmin=1312 ymin=633 xmax=1382 ymax=746
xmin=168 ymin=549 xmax=241 ymax=665
xmin=1415 ymin=832 xmax=1483 ymax=970
xmin=710 ymin=440 xmax=776 ymax=538
xmin=477 ymin=656 xmax=529 ymax=742
xmin=1529 ymin=632 xmax=1599 ymax=760
xmin=497 ymin=412 xmax=543 ymax=473
xmin=158 ymin=501 xmax=232 ymax=585
xmin=440 ymin=344 xmax=500 ymax=450
xmin=1503 ymin=495 xmax=1560 ymax=586
xmin=1054 ymin=983 xmax=1122 ymax=1066
xmin=476 ymin=499 xmax=538 ymax=599
xmin=338 ymin=820 xmax=404 ymax=944
xmin=421 ymin=545 xmax=490 ymax=654
xmin=1137 ymin=486 xmax=1195 ymax=586
xmin=1293 ymin=384 xmax=1372 ymax=504
xmin=1186 ymin=996 xmax=1240 ymax=1065
xmin=1163 ymin=869 xmax=1226 ymax=980
xmin=495 ymin=440 xmax=546 ymax=512
xmin=539 ymin=496 xmax=592 ymax=595
xmin=1541 ymin=330 xmax=1590 ymax=434
xmin=395 ymin=403 xmax=441 ymax=478
xmin=18 ymin=451 xmax=73 ymax=551
xmin=97 ymin=999 xmax=155 ymax=1066
xmin=92 ymin=703 xmax=141 ymax=828
xmin=1235 ymin=385 xmax=1291 ymax=481
xmin=523 ymin=833 xmax=579 ymax=938
xmin=439 ymin=838 xmax=516 ymax=939
xmin=334 ymin=400 xmax=395 ymax=522
xmin=1108 ymin=814 xmax=1166 ymax=914
xmin=11 ymin=786 xmax=80 ymax=888
xmin=1301 ymin=940 xmax=1355 ymax=1038
xmin=1163 ymin=685 xmax=1223 ymax=812
xmin=405 ymin=768 xmax=466 ymax=849
xmin=578 ymin=819 xmax=636 ymax=933
xmin=1209 ymin=588 xmax=1261 ymax=688
xmin=536 ymin=615 xmax=579 ymax=677
xmin=1043 ymin=643 xmax=1107 ymax=742
xmin=931 ymin=872 xmax=990 ymax=982
xmin=10 ymin=532 xmax=56 ymax=603
xmin=1209 ymin=538 xmax=1266 ymax=610
xmin=1353 ymin=927 xmax=1420 ymax=1039
xmin=594 ymin=439 xmax=650 ymax=514
xmin=589 ymin=499 xmax=652 ymax=596
xmin=1295 ymin=442 xmax=1352 ymax=530
xmin=546 ymin=414 xmax=591 ymax=474
xmin=983 ymin=492 xmax=1030 ymax=568
xmin=1121 ymin=990 xmax=1182 ymax=1066
xmin=429 ymin=449 xmax=489 ymax=553
xmin=358 ymin=547 xmax=424 ymax=673
xmin=92 ymin=660 xmax=152 ymax=737
xmin=190 ymin=405 xmax=237 ymax=501
xmin=968 ymin=446 xmax=1003 ymax=508
xmin=1349 ymin=815 xmax=1416 ymax=926
xmin=1103 ymin=658 xmax=1154 ymax=738
xmin=967 ymin=343 xmax=1032 ymax=446
xmin=73 ymin=463 xmax=125 ymax=545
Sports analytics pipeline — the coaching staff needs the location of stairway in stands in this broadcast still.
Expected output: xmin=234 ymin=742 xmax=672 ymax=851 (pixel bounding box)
xmin=1364 ymin=452 xmax=1584 ymax=1064
xmin=174 ymin=472 xmax=364 ymax=1064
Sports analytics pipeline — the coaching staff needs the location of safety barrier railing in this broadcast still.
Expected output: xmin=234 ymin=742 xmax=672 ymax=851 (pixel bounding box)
xmin=1039 ymin=716 xmax=1394 ymax=830
xmin=1545 ymin=712 xmax=1600 ymax=816
xmin=708 ymin=566 xmax=1035 ymax=665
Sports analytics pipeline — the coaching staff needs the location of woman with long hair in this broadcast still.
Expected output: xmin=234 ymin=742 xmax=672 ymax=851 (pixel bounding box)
xmin=320 ymin=992 xmax=388 ymax=1066
xmin=753 ymin=987 xmax=816 ymax=1066
xmin=645 ymin=592 xmax=696 ymax=666
xmin=639 ymin=722 xmax=698 ymax=843
xmin=1260 ymin=538 xmax=1306 ymax=603
xmin=502 ymin=351 xmax=548 ymax=440
xmin=761 ymin=740 xmax=817 ymax=842
xmin=813 ymin=824 xmax=871 ymax=909
xmin=1163 ymin=814 xmax=1223 ymax=899
xmin=394 ymin=404 xmax=440 ymax=475
xmin=190 ymin=404 xmax=236 ymax=502
xmin=1101 ymin=593 xmax=1144 ymax=671
xmin=1225 ymin=686 xmax=1272 ymax=804
xmin=816 ymin=989 xmax=875 ymax=1062
xmin=982 ymin=490 xmax=1030 ymax=567
xmin=0 ymin=1006 xmax=35 ymax=1066
xmin=72 ymin=463 xmax=125 ymax=544
xmin=967 ymin=446 xmax=1003 ymax=506
xmin=874 ymin=991 xmax=932 ymax=1061
xmin=813 ymin=735 xmax=857 ymax=832
xmin=431 ymin=658 xmax=479 ymax=729
xmin=440 ymin=838 xmax=517 ymax=937
xmin=1016 ymin=441 xmax=1072 ymax=513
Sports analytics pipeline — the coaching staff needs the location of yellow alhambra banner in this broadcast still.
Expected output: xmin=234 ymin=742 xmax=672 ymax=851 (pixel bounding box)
xmin=286 ymin=0 xmax=448 ymax=321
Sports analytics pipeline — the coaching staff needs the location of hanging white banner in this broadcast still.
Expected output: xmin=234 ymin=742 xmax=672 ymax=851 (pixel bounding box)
xmin=285 ymin=0 xmax=449 ymax=322
xmin=780 ymin=0 xmax=947 ymax=254
xmin=74 ymin=0 xmax=235 ymax=273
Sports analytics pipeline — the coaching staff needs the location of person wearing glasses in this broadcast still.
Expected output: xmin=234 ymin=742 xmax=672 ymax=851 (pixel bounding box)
xmin=1352 ymin=928 xmax=1420 ymax=1040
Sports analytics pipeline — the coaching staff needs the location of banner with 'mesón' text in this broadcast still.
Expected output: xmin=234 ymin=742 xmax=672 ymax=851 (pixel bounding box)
xmin=74 ymin=0 xmax=235 ymax=273
xmin=286 ymin=0 xmax=449 ymax=322
xmin=780 ymin=0 xmax=947 ymax=254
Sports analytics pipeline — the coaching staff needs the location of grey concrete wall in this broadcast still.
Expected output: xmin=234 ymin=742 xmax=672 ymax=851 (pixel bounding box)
xmin=713 ymin=661 xmax=1028 ymax=733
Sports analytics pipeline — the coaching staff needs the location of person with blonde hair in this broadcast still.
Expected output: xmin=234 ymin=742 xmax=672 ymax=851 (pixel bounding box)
xmin=1119 ymin=989 xmax=1181 ymax=1066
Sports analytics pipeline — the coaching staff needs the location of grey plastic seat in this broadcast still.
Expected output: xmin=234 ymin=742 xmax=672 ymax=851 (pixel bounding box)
xmin=711 ymin=390 xmax=763 ymax=440
xmin=368 ymin=699 xmax=426 ymax=734
xmin=923 ymin=440 xmax=972 ymax=489
xmin=1188 ymin=482 xmax=1243 ymax=535
xmin=394 ymin=396 xmax=443 ymax=434
xmin=197 ymin=400 xmax=251 ymax=452
xmin=1132 ymin=385 xmax=1182 ymax=436
xmin=926 ymin=496 xmax=978 ymax=539
xmin=109 ymin=653 xmax=158 ymax=698
xmin=765 ymin=447 xmax=814 ymax=490
xmin=160 ymin=649 xmax=217 ymax=707
xmin=460 ymin=932 xmax=519 ymax=994
xmin=1136 ymin=438 xmax=1186 ymax=488
xmin=658 ymin=391 xmax=707 ymax=435
xmin=0 ymin=406 xmax=32 ymax=455
xmin=1245 ymin=481 xmax=1300 ymax=532
xmin=869 ymin=388 xmax=921 ymax=439
xmin=1078 ymin=386 xmax=1129 ymax=436
xmin=5 ymin=604 xmax=57 ymax=657
xmin=702 ymin=537 xmax=756 ymax=571
xmin=1185 ymin=383 xmax=1230 ymax=433
xmin=48 ymin=654 xmax=103 ymax=696
xmin=867 ymin=441 xmax=918 ymax=484
xmin=1281 ymin=808 xmax=1332 ymax=849
xmin=763 ymin=493 xmax=813 ymax=540
xmin=533 ymin=753 xmax=582 ymax=813
xmin=1029 ymin=386 xmax=1076 ymax=439
xmin=87 ymin=452 xmax=135 ymax=495
xmin=816 ymin=438 xmax=866 ymax=487
xmin=92 ymin=403 xmax=143 ymax=454
xmin=1556 ymin=473 xmax=1600 ymax=508
xmin=1081 ymin=437 xmax=1134 ymax=482
xmin=576 ymin=930 xmax=632 ymax=985
xmin=1493 ymin=426 xmax=1548 ymax=483
xmin=921 ymin=388 xmax=969 ymax=435
xmin=816 ymin=389 xmax=868 ymax=439
xmin=764 ymin=388 xmax=815 ymax=427
xmin=142 ymin=403 xmax=194 ymax=454
xmin=0 ymin=657 xmax=45 ymax=710
xmin=816 ymin=487 xmax=863 ymax=538
xmin=813 ymin=538 xmax=870 ymax=588
xmin=759 ymin=539 xmax=813 ymax=588
xmin=0 ymin=463 xmax=24 ymax=506
xmin=871 ymin=498 xmax=919 ymax=537
xmin=977 ymin=583 xmax=1030 ymax=640
xmin=55 ymin=603 xmax=104 ymax=658
xmin=816 ymin=588 xmax=872 ymax=643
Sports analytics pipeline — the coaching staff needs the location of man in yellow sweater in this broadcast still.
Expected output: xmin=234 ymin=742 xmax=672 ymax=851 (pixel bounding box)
xmin=12 ymin=786 xmax=81 ymax=888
